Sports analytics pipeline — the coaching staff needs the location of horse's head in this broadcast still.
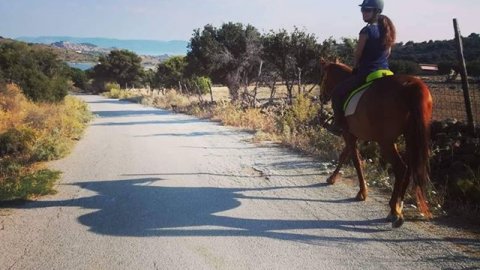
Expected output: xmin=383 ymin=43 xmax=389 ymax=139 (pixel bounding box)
xmin=319 ymin=58 xmax=353 ymax=103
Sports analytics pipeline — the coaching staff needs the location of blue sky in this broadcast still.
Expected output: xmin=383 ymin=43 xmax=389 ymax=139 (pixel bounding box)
xmin=1 ymin=0 xmax=478 ymax=42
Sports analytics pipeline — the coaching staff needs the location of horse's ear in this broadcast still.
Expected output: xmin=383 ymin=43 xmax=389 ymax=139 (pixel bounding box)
xmin=319 ymin=58 xmax=329 ymax=69
xmin=334 ymin=57 xmax=340 ymax=64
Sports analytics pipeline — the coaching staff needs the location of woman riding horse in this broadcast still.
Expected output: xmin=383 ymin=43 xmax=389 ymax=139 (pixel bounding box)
xmin=320 ymin=0 xmax=433 ymax=228
xmin=329 ymin=0 xmax=396 ymax=135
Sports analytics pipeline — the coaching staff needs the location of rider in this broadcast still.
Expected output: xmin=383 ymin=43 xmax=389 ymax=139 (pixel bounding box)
xmin=329 ymin=0 xmax=396 ymax=135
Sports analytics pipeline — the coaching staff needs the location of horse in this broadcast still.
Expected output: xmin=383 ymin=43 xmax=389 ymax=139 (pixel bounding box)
xmin=319 ymin=59 xmax=433 ymax=228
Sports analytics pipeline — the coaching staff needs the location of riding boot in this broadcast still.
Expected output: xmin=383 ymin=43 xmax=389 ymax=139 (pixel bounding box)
xmin=327 ymin=101 xmax=345 ymax=136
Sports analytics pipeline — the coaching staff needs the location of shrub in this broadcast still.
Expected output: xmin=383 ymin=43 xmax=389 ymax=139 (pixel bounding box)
xmin=0 ymin=168 xmax=60 ymax=201
xmin=467 ymin=60 xmax=480 ymax=77
xmin=68 ymin=67 xmax=89 ymax=90
xmin=102 ymin=82 xmax=140 ymax=99
xmin=390 ymin=60 xmax=421 ymax=75
xmin=279 ymin=95 xmax=319 ymax=134
xmin=0 ymin=83 xmax=92 ymax=201
xmin=0 ymin=127 xmax=37 ymax=159
xmin=0 ymin=41 xmax=70 ymax=102
xmin=0 ymin=84 xmax=29 ymax=130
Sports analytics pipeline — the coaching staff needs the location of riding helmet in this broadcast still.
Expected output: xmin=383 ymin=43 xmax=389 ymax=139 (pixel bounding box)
xmin=359 ymin=0 xmax=384 ymax=13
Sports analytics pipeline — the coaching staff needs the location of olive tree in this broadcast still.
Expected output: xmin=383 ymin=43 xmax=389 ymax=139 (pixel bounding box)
xmin=91 ymin=49 xmax=143 ymax=89
xmin=262 ymin=28 xmax=322 ymax=103
xmin=187 ymin=22 xmax=262 ymax=101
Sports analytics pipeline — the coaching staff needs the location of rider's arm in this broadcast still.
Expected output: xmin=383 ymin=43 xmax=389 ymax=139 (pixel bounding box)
xmin=354 ymin=33 xmax=368 ymax=68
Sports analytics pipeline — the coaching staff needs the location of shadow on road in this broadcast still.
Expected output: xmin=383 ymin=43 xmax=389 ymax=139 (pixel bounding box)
xmin=4 ymin=178 xmax=395 ymax=240
xmin=92 ymin=109 xmax=170 ymax=118
xmin=4 ymin=176 xmax=478 ymax=257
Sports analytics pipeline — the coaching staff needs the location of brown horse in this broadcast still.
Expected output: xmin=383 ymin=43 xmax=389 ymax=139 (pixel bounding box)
xmin=319 ymin=60 xmax=433 ymax=228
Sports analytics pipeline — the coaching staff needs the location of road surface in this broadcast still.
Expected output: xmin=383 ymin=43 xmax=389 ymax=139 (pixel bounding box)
xmin=1 ymin=95 xmax=478 ymax=269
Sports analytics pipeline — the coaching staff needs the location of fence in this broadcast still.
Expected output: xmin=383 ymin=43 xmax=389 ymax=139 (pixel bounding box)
xmin=425 ymin=76 xmax=480 ymax=127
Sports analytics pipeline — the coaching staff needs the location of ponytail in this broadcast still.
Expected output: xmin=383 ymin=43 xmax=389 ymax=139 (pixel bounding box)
xmin=378 ymin=15 xmax=396 ymax=48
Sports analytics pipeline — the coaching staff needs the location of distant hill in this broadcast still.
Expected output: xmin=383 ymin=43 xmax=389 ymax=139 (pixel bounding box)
xmin=391 ymin=33 xmax=480 ymax=63
xmin=50 ymin=41 xmax=110 ymax=54
xmin=16 ymin=36 xmax=189 ymax=56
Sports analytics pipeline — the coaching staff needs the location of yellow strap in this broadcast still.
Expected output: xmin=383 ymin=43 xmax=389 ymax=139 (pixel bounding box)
xmin=342 ymin=69 xmax=394 ymax=111
xmin=366 ymin=69 xmax=394 ymax=83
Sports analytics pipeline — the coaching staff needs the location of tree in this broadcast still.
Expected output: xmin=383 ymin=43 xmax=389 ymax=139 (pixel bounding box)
xmin=0 ymin=41 xmax=69 ymax=102
xmin=155 ymin=56 xmax=188 ymax=90
xmin=389 ymin=60 xmax=421 ymax=75
xmin=262 ymin=28 xmax=321 ymax=103
xmin=68 ymin=67 xmax=89 ymax=90
xmin=337 ymin=38 xmax=357 ymax=66
xmin=187 ymin=22 xmax=263 ymax=101
xmin=91 ymin=50 xmax=143 ymax=89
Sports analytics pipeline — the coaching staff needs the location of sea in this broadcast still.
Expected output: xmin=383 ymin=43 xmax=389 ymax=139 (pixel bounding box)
xmin=67 ymin=62 xmax=96 ymax=71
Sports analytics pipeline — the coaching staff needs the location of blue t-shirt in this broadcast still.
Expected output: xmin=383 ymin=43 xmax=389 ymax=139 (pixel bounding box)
xmin=358 ymin=23 xmax=389 ymax=75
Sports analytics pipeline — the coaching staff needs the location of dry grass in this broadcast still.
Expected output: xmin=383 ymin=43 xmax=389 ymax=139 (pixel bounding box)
xmin=125 ymin=87 xmax=342 ymax=162
xmin=204 ymin=84 xmax=321 ymax=103
xmin=0 ymin=84 xmax=92 ymax=200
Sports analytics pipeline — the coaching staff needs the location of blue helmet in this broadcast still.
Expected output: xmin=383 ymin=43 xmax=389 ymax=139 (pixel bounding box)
xmin=359 ymin=0 xmax=384 ymax=13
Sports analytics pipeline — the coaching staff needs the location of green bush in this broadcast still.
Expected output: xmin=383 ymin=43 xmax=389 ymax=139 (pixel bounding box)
xmin=191 ymin=76 xmax=211 ymax=95
xmin=68 ymin=67 xmax=89 ymax=90
xmin=103 ymin=82 xmax=139 ymax=99
xmin=0 ymin=127 xmax=37 ymax=158
xmin=467 ymin=60 xmax=480 ymax=77
xmin=279 ymin=95 xmax=319 ymax=134
xmin=0 ymin=168 xmax=60 ymax=201
xmin=0 ymin=41 xmax=70 ymax=102
xmin=389 ymin=60 xmax=421 ymax=75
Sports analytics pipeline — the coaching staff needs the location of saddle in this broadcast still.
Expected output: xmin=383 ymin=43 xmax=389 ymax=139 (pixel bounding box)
xmin=343 ymin=69 xmax=394 ymax=116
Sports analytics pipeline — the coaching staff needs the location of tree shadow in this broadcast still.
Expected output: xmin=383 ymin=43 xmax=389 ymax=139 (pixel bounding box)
xmin=93 ymin=119 xmax=205 ymax=127
xmin=136 ymin=131 xmax=237 ymax=138
xmin=92 ymin=109 xmax=171 ymax=118
xmin=122 ymin=171 xmax=323 ymax=179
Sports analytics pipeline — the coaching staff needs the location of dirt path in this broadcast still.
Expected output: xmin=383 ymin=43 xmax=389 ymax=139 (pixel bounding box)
xmin=0 ymin=95 xmax=478 ymax=270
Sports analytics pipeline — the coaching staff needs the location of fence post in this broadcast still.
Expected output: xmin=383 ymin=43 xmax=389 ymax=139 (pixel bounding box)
xmin=453 ymin=18 xmax=475 ymax=135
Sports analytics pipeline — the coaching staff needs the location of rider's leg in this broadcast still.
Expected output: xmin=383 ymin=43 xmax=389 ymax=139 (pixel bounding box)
xmin=329 ymin=75 xmax=365 ymax=134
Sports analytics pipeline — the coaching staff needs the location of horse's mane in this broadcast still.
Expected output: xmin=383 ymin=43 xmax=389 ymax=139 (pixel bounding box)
xmin=330 ymin=62 xmax=353 ymax=73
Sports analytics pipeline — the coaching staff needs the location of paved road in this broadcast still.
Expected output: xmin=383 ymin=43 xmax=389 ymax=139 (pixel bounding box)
xmin=1 ymin=95 xmax=478 ymax=270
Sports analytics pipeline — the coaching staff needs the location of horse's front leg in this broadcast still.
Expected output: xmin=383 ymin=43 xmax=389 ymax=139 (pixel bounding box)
xmin=327 ymin=132 xmax=356 ymax=185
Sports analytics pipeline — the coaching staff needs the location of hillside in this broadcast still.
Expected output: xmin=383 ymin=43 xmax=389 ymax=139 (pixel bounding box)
xmin=391 ymin=33 xmax=480 ymax=64
xmin=16 ymin=36 xmax=189 ymax=56
xmin=0 ymin=37 xmax=99 ymax=63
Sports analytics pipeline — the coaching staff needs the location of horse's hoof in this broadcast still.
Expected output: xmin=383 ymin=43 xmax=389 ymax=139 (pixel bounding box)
xmin=386 ymin=213 xmax=394 ymax=222
xmin=391 ymin=215 xmax=405 ymax=228
xmin=355 ymin=191 xmax=367 ymax=201
xmin=326 ymin=175 xmax=337 ymax=185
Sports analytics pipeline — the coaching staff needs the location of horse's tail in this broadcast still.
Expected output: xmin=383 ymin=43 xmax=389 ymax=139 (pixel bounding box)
xmin=405 ymin=79 xmax=433 ymax=219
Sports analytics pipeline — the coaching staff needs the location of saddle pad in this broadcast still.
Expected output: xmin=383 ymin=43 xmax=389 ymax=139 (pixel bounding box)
xmin=344 ymin=85 xmax=370 ymax=116
xmin=343 ymin=69 xmax=394 ymax=116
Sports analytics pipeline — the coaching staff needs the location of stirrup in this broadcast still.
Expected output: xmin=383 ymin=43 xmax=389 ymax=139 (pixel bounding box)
xmin=325 ymin=122 xmax=343 ymax=136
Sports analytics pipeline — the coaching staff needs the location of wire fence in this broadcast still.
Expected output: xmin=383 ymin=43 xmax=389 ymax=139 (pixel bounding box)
xmin=424 ymin=76 xmax=480 ymax=126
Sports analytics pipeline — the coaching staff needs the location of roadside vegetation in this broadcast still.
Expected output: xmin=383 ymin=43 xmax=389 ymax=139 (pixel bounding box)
xmin=0 ymin=41 xmax=92 ymax=201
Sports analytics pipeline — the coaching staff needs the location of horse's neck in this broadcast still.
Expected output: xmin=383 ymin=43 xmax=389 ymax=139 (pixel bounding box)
xmin=331 ymin=65 xmax=352 ymax=85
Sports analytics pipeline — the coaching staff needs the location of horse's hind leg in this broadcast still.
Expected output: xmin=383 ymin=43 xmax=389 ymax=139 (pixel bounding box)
xmin=352 ymin=145 xmax=367 ymax=201
xmin=380 ymin=142 xmax=408 ymax=228
xmin=326 ymin=133 xmax=356 ymax=185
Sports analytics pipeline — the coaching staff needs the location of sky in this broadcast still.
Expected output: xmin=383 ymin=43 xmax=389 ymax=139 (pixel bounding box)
xmin=0 ymin=0 xmax=479 ymax=43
